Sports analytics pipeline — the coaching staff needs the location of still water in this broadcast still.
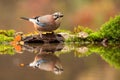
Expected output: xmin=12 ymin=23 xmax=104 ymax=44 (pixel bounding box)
xmin=0 ymin=43 xmax=120 ymax=80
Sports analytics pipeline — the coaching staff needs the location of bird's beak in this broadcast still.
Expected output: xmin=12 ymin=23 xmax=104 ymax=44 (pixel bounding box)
xmin=20 ymin=17 xmax=29 ymax=21
xmin=60 ymin=14 xmax=64 ymax=17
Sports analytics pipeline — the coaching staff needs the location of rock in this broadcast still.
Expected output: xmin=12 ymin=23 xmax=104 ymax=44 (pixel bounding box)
xmin=22 ymin=33 xmax=65 ymax=43
xmin=77 ymin=32 xmax=89 ymax=38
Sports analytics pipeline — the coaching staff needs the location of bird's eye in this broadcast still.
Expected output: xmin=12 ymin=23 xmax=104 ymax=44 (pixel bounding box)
xmin=53 ymin=15 xmax=59 ymax=20
xmin=34 ymin=16 xmax=39 ymax=19
xmin=54 ymin=15 xmax=58 ymax=17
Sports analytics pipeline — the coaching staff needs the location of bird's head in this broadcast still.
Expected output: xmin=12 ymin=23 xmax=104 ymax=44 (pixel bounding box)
xmin=53 ymin=64 xmax=63 ymax=75
xmin=52 ymin=12 xmax=64 ymax=20
xmin=34 ymin=16 xmax=40 ymax=19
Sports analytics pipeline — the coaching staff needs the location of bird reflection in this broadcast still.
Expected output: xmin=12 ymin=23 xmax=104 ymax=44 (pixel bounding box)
xmin=22 ymin=43 xmax=64 ymax=74
xmin=22 ymin=43 xmax=64 ymax=54
xmin=29 ymin=53 xmax=63 ymax=75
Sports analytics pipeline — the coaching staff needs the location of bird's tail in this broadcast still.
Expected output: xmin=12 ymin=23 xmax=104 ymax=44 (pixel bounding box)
xmin=20 ymin=17 xmax=29 ymax=21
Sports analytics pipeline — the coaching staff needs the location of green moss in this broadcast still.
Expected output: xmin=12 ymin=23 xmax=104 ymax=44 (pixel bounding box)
xmin=0 ymin=30 xmax=15 ymax=42
xmin=55 ymin=29 xmax=71 ymax=33
xmin=1 ymin=15 xmax=120 ymax=44
xmin=88 ymin=32 xmax=103 ymax=42
xmin=85 ymin=15 xmax=120 ymax=43
xmin=0 ymin=30 xmax=15 ymax=37
xmin=100 ymin=15 xmax=120 ymax=41
xmin=73 ymin=25 xmax=93 ymax=34
xmin=67 ymin=15 xmax=120 ymax=43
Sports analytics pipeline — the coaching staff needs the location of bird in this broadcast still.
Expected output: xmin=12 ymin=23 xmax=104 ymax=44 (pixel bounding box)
xmin=20 ymin=12 xmax=63 ymax=37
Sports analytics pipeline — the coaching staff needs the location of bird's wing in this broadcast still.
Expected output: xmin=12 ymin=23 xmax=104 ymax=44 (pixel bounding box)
xmin=37 ymin=15 xmax=55 ymax=26
xmin=36 ymin=21 xmax=47 ymax=27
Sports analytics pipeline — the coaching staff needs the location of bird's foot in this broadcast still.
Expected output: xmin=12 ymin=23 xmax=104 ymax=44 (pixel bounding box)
xmin=50 ymin=32 xmax=55 ymax=36
xmin=39 ymin=33 xmax=43 ymax=39
xmin=51 ymin=32 xmax=54 ymax=34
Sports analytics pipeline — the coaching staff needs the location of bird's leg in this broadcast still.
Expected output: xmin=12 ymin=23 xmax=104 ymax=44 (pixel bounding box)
xmin=39 ymin=31 xmax=43 ymax=38
xmin=51 ymin=32 xmax=55 ymax=34
xmin=52 ymin=31 xmax=57 ymax=37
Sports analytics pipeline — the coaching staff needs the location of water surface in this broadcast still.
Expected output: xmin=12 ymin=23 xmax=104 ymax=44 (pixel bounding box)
xmin=0 ymin=43 xmax=120 ymax=80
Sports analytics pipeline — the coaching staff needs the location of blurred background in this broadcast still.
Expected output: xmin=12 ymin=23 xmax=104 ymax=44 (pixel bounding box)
xmin=0 ymin=0 xmax=119 ymax=33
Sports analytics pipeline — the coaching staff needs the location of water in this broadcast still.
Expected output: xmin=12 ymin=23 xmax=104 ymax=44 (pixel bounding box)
xmin=0 ymin=43 xmax=120 ymax=80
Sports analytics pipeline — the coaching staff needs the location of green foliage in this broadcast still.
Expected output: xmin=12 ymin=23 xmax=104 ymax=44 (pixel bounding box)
xmin=88 ymin=32 xmax=103 ymax=42
xmin=73 ymin=25 xmax=93 ymax=34
xmin=66 ymin=36 xmax=90 ymax=44
xmin=0 ymin=30 xmax=15 ymax=37
xmin=71 ymin=15 xmax=120 ymax=43
xmin=65 ymin=26 xmax=93 ymax=43
xmin=65 ymin=35 xmax=79 ymax=42
xmin=55 ymin=29 xmax=71 ymax=33
xmin=100 ymin=15 xmax=120 ymax=41
xmin=0 ymin=30 xmax=15 ymax=42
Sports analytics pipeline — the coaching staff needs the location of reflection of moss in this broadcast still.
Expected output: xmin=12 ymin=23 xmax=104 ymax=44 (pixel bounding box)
xmin=74 ymin=47 xmax=92 ymax=57
xmin=59 ymin=43 xmax=120 ymax=69
xmin=0 ymin=44 xmax=15 ymax=55
xmin=55 ymin=43 xmax=74 ymax=56
xmin=80 ymin=44 xmax=120 ymax=69
xmin=71 ymin=44 xmax=92 ymax=57
xmin=96 ymin=46 xmax=120 ymax=69
xmin=0 ymin=34 xmax=13 ymax=42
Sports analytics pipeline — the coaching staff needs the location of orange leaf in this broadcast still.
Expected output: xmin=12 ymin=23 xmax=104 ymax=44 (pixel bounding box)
xmin=14 ymin=35 xmax=21 ymax=41
xmin=20 ymin=63 xmax=25 ymax=67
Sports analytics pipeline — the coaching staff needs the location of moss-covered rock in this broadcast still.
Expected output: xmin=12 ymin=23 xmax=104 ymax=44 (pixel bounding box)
xmin=99 ymin=15 xmax=120 ymax=43
xmin=0 ymin=30 xmax=15 ymax=43
xmin=100 ymin=15 xmax=120 ymax=40
xmin=68 ymin=15 xmax=120 ymax=43
xmin=1 ymin=14 xmax=120 ymax=44
xmin=0 ymin=30 xmax=15 ymax=37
